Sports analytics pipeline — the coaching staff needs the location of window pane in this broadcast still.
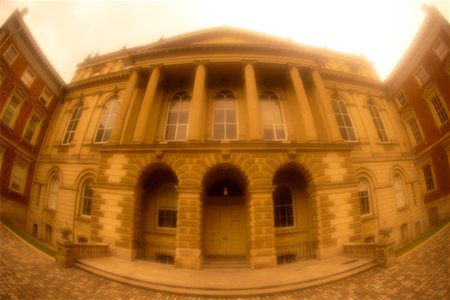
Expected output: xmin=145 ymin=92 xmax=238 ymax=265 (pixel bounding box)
xmin=214 ymin=124 xmax=224 ymax=139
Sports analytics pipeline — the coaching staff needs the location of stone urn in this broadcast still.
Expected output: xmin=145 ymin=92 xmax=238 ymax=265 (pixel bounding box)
xmin=59 ymin=227 xmax=72 ymax=241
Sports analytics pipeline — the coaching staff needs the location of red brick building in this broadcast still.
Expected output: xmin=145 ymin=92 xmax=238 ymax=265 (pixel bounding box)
xmin=0 ymin=9 xmax=64 ymax=230
xmin=387 ymin=6 xmax=450 ymax=226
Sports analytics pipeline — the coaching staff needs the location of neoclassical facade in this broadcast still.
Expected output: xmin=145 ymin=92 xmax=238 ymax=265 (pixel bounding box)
xmin=28 ymin=27 xmax=426 ymax=269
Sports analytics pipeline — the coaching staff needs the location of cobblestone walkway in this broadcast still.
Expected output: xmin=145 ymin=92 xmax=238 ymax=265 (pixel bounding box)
xmin=0 ymin=224 xmax=448 ymax=299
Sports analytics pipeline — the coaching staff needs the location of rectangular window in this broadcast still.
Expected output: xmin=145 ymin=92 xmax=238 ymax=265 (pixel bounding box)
xmin=358 ymin=190 xmax=370 ymax=215
xmin=39 ymin=88 xmax=53 ymax=107
xmin=1 ymin=95 xmax=21 ymax=127
xmin=3 ymin=45 xmax=18 ymax=65
xmin=433 ymin=39 xmax=449 ymax=61
xmin=10 ymin=159 xmax=28 ymax=194
xmin=23 ymin=115 xmax=40 ymax=143
xmin=21 ymin=67 xmax=36 ymax=88
xmin=45 ymin=225 xmax=53 ymax=243
xmin=395 ymin=91 xmax=407 ymax=107
xmin=408 ymin=118 xmax=423 ymax=144
xmin=430 ymin=95 xmax=448 ymax=125
xmin=422 ymin=164 xmax=435 ymax=192
xmin=414 ymin=66 xmax=429 ymax=87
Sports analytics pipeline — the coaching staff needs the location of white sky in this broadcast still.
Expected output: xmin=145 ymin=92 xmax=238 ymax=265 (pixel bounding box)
xmin=1 ymin=0 xmax=449 ymax=83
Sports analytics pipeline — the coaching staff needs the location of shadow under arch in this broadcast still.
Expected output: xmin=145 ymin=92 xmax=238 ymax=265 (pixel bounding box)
xmin=272 ymin=161 xmax=317 ymax=264
xmin=134 ymin=162 xmax=179 ymax=262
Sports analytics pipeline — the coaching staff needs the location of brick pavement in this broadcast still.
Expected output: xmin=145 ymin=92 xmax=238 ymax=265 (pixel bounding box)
xmin=0 ymin=223 xmax=448 ymax=299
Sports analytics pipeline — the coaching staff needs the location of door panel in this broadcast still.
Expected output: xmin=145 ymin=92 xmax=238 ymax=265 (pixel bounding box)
xmin=204 ymin=205 xmax=246 ymax=255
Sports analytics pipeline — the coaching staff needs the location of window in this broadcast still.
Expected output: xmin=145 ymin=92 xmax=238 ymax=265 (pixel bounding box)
xmin=39 ymin=88 xmax=53 ymax=107
xmin=45 ymin=225 xmax=53 ymax=243
xmin=47 ymin=176 xmax=59 ymax=210
xmin=400 ymin=223 xmax=409 ymax=243
xmin=62 ymin=104 xmax=83 ymax=144
xmin=3 ymin=45 xmax=18 ymax=65
xmin=422 ymin=164 xmax=435 ymax=192
xmin=358 ymin=179 xmax=371 ymax=215
xmin=21 ymin=67 xmax=36 ymax=88
xmin=23 ymin=115 xmax=40 ymax=143
xmin=415 ymin=221 xmax=421 ymax=237
xmin=81 ymin=180 xmax=93 ymax=216
xmin=156 ymin=255 xmax=175 ymax=265
xmin=0 ymin=66 xmax=6 ymax=84
xmin=213 ymin=90 xmax=237 ymax=140
xmin=165 ymin=91 xmax=190 ymax=141
xmin=395 ymin=91 xmax=407 ymax=107
xmin=331 ymin=96 xmax=357 ymax=141
xmin=408 ymin=118 xmax=423 ymax=145
xmin=429 ymin=95 xmax=448 ymax=125
xmin=277 ymin=254 xmax=296 ymax=265
xmin=157 ymin=184 xmax=178 ymax=228
xmin=368 ymin=104 xmax=389 ymax=142
xmin=260 ymin=90 xmax=286 ymax=140
xmin=393 ymin=174 xmax=406 ymax=208
xmin=10 ymin=159 xmax=28 ymax=194
xmin=433 ymin=39 xmax=449 ymax=61
xmin=364 ymin=236 xmax=375 ymax=243
xmin=414 ymin=66 xmax=429 ymax=87
xmin=273 ymin=185 xmax=294 ymax=228
xmin=1 ymin=94 xmax=22 ymax=127
xmin=94 ymin=97 xmax=119 ymax=143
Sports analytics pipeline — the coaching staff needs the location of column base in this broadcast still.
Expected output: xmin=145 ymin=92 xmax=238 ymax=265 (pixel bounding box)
xmin=175 ymin=248 xmax=202 ymax=269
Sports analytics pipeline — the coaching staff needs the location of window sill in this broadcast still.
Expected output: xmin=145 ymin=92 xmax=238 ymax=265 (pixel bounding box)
xmin=7 ymin=188 xmax=24 ymax=197
xmin=44 ymin=207 xmax=56 ymax=214
xmin=397 ymin=206 xmax=409 ymax=212
xmin=145 ymin=228 xmax=176 ymax=235
xmin=76 ymin=215 xmax=92 ymax=223
xmin=361 ymin=214 xmax=377 ymax=221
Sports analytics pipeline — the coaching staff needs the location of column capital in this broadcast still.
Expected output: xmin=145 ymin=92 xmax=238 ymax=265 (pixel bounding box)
xmin=241 ymin=59 xmax=258 ymax=65
xmin=193 ymin=60 xmax=209 ymax=66
xmin=287 ymin=62 xmax=301 ymax=68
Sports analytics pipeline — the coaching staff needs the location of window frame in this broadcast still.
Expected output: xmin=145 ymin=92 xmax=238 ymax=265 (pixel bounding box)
xmin=273 ymin=185 xmax=295 ymax=229
xmin=420 ymin=161 xmax=437 ymax=193
xmin=3 ymin=44 xmax=19 ymax=65
xmin=156 ymin=184 xmax=178 ymax=229
xmin=358 ymin=178 xmax=372 ymax=216
xmin=413 ymin=66 xmax=430 ymax=87
xmin=39 ymin=87 xmax=53 ymax=107
xmin=164 ymin=91 xmax=191 ymax=142
xmin=21 ymin=66 xmax=36 ymax=88
xmin=331 ymin=95 xmax=357 ymax=141
xmin=394 ymin=90 xmax=408 ymax=108
xmin=22 ymin=114 xmax=41 ymax=144
xmin=423 ymin=86 xmax=449 ymax=128
xmin=405 ymin=115 xmax=424 ymax=146
xmin=80 ymin=179 xmax=94 ymax=217
xmin=212 ymin=89 xmax=238 ymax=141
xmin=1 ymin=90 xmax=25 ymax=128
xmin=433 ymin=39 xmax=449 ymax=61
xmin=259 ymin=90 xmax=287 ymax=141
xmin=62 ymin=103 xmax=83 ymax=145
xmin=94 ymin=96 xmax=120 ymax=144
xmin=393 ymin=173 xmax=407 ymax=209
xmin=9 ymin=158 xmax=29 ymax=194
xmin=46 ymin=175 xmax=59 ymax=211
xmin=368 ymin=103 xmax=389 ymax=142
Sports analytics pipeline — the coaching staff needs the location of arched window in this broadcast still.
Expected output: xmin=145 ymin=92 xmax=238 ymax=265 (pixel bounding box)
xmin=358 ymin=179 xmax=371 ymax=215
xmin=393 ymin=174 xmax=406 ymax=208
xmin=165 ymin=91 xmax=190 ymax=141
xmin=213 ymin=90 xmax=237 ymax=140
xmin=368 ymin=104 xmax=389 ymax=142
xmin=331 ymin=96 xmax=357 ymax=141
xmin=47 ymin=176 xmax=59 ymax=210
xmin=260 ymin=90 xmax=286 ymax=140
xmin=157 ymin=184 xmax=178 ymax=228
xmin=273 ymin=185 xmax=294 ymax=228
xmin=63 ymin=103 xmax=83 ymax=144
xmin=81 ymin=180 xmax=94 ymax=216
xmin=94 ymin=97 xmax=119 ymax=143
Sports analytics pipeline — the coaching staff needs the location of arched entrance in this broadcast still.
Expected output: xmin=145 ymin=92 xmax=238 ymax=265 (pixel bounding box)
xmin=135 ymin=163 xmax=178 ymax=263
xmin=202 ymin=164 xmax=248 ymax=260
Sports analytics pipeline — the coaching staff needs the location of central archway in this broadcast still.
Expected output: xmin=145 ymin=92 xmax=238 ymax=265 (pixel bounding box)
xmin=202 ymin=164 xmax=249 ymax=260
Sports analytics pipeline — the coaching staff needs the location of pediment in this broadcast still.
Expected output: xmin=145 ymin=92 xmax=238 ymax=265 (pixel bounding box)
xmin=148 ymin=27 xmax=291 ymax=49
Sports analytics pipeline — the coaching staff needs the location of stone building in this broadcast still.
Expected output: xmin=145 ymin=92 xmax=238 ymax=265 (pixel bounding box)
xmin=0 ymin=9 xmax=64 ymax=230
xmin=387 ymin=5 xmax=450 ymax=228
xmin=26 ymin=25 xmax=426 ymax=269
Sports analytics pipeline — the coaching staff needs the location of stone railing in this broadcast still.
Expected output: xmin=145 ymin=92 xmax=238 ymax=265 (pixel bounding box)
xmin=276 ymin=242 xmax=316 ymax=260
xmin=343 ymin=227 xmax=396 ymax=268
xmin=55 ymin=227 xmax=109 ymax=268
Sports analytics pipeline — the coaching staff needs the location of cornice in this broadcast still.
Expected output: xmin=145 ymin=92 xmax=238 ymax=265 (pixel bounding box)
xmin=67 ymin=70 xmax=131 ymax=90
xmin=320 ymin=68 xmax=386 ymax=90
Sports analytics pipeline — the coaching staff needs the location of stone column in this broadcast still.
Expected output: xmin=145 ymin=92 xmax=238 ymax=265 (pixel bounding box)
xmin=109 ymin=70 xmax=139 ymax=144
xmin=244 ymin=61 xmax=263 ymax=141
xmin=132 ymin=67 xmax=161 ymax=144
xmin=248 ymin=185 xmax=276 ymax=269
xmin=175 ymin=185 xmax=202 ymax=269
xmin=187 ymin=62 xmax=207 ymax=142
xmin=288 ymin=65 xmax=318 ymax=142
xmin=310 ymin=69 xmax=342 ymax=142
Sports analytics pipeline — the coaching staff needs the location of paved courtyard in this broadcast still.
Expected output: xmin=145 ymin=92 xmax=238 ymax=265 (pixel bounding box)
xmin=0 ymin=223 xmax=448 ymax=300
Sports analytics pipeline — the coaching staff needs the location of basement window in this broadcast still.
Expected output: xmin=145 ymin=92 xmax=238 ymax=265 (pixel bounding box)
xmin=156 ymin=255 xmax=174 ymax=265
xmin=277 ymin=254 xmax=296 ymax=265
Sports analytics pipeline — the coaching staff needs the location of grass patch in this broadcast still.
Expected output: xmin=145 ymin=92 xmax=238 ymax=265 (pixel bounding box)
xmin=395 ymin=217 xmax=450 ymax=257
xmin=1 ymin=220 xmax=56 ymax=257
